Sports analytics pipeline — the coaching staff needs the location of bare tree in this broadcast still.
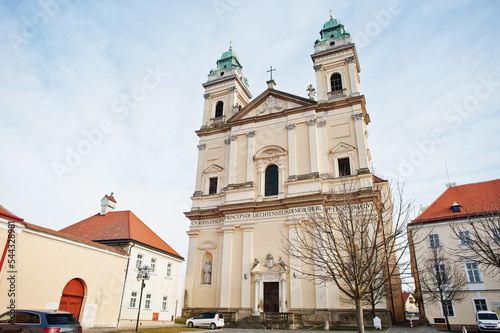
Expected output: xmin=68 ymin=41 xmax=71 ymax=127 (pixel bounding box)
xmin=282 ymin=180 xmax=412 ymax=333
xmin=449 ymin=200 xmax=500 ymax=276
xmin=363 ymin=275 xmax=387 ymax=318
xmin=419 ymin=246 xmax=467 ymax=331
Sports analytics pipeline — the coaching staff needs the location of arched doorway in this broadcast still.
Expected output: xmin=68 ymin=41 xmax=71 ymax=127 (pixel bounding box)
xmin=59 ymin=279 xmax=85 ymax=320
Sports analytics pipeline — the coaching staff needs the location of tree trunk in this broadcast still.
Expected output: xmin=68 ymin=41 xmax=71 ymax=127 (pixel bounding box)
xmin=442 ymin=300 xmax=451 ymax=331
xmin=355 ymin=297 xmax=365 ymax=333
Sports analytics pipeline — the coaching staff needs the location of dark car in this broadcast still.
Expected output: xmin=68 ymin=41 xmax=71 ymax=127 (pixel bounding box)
xmin=186 ymin=312 xmax=224 ymax=329
xmin=0 ymin=309 xmax=82 ymax=333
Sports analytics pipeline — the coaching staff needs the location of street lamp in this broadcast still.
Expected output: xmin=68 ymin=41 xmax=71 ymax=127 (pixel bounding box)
xmin=135 ymin=265 xmax=150 ymax=333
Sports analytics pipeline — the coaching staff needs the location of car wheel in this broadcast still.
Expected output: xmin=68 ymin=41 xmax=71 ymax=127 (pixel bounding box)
xmin=188 ymin=322 xmax=194 ymax=328
xmin=210 ymin=323 xmax=216 ymax=329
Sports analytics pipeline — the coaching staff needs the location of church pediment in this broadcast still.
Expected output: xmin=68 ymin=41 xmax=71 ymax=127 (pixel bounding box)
xmin=204 ymin=164 xmax=223 ymax=174
xmin=229 ymin=89 xmax=317 ymax=122
xmin=330 ymin=142 xmax=356 ymax=153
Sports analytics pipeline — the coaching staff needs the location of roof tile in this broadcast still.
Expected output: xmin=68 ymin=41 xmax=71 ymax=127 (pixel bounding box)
xmin=60 ymin=211 xmax=183 ymax=259
xmin=412 ymin=178 xmax=500 ymax=224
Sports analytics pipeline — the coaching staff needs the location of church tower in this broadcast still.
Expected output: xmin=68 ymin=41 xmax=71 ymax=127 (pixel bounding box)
xmin=183 ymin=15 xmax=403 ymax=325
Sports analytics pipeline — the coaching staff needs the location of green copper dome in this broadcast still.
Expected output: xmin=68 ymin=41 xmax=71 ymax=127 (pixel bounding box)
xmin=209 ymin=48 xmax=243 ymax=74
xmin=315 ymin=16 xmax=350 ymax=45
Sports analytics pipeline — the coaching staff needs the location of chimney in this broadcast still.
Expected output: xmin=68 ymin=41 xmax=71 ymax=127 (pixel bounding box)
xmin=100 ymin=193 xmax=117 ymax=215
xmin=446 ymin=182 xmax=456 ymax=188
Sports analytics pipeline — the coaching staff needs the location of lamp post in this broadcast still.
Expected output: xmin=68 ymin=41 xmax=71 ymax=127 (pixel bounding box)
xmin=135 ymin=265 xmax=150 ymax=333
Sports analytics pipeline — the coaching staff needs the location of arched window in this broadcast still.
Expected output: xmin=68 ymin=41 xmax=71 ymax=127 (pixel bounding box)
xmin=265 ymin=165 xmax=279 ymax=196
xmin=330 ymin=73 xmax=342 ymax=92
xmin=215 ymin=101 xmax=223 ymax=118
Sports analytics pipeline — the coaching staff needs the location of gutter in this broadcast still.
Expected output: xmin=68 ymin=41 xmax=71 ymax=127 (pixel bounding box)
xmin=116 ymin=241 xmax=135 ymax=328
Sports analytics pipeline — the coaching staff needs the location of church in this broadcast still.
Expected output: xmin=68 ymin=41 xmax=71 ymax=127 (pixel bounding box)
xmin=183 ymin=15 xmax=403 ymax=325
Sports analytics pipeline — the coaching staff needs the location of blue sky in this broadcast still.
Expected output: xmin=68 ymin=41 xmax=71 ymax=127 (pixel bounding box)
xmin=1 ymin=1 xmax=499 ymax=282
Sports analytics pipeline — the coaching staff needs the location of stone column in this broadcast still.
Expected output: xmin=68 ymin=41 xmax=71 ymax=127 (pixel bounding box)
xmin=256 ymin=161 xmax=264 ymax=201
xmin=287 ymin=221 xmax=302 ymax=309
xmin=253 ymin=277 xmax=260 ymax=315
xmin=184 ymin=230 xmax=199 ymax=308
xmin=216 ymin=229 xmax=224 ymax=308
xmin=280 ymin=274 xmax=287 ymax=312
xmin=194 ymin=143 xmax=206 ymax=196
xmin=278 ymin=157 xmax=285 ymax=199
xmin=228 ymin=86 xmax=237 ymax=117
xmin=241 ymin=225 xmax=254 ymax=309
xmin=219 ymin=226 xmax=234 ymax=308
xmin=228 ymin=134 xmax=238 ymax=186
xmin=246 ymin=131 xmax=255 ymax=184
xmin=203 ymin=93 xmax=211 ymax=125
xmin=286 ymin=123 xmax=296 ymax=179
xmin=352 ymin=113 xmax=369 ymax=171
xmin=224 ymin=138 xmax=231 ymax=188
xmin=313 ymin=224 xmax=328 ymax=309
xmin=307 ymin=119 xmax=319 ymax=176
xmin=316 ymin=119 xmax=329 ymax=176
xmin=346 ymin=56 xmax=359 ymax=96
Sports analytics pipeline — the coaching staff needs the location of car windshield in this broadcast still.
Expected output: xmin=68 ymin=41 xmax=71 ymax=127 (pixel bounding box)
xmin=478 ymin=313 xmax=499 ymax=320
xmin=47 ymin=314 xmax=79 ymax=325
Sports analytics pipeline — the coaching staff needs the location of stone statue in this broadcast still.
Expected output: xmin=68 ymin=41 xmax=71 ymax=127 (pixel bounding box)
xmin=278 ymin=257 xmax=287 ymax=271
xmin=203 ymin=261 xmax=212 ymax=284
xmin=252 ymin=258 xmax=259 ymax=269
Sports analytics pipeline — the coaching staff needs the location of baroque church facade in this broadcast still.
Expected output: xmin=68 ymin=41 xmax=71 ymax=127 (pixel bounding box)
xmin=183 ymin=16 xmax=403 ymax=323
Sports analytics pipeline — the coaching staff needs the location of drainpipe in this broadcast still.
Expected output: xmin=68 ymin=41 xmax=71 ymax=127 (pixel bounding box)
xmin=117 ymin=242 xmax=135 ymax=328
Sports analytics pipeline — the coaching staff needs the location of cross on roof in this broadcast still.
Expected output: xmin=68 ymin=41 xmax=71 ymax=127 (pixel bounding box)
xmin=267 ymin=66 xmax=276 ymax=80
xmin=329 ymin=10 xmax=333 ymax=18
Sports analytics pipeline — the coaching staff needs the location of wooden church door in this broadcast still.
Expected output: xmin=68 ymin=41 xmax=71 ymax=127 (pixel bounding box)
xmin=59 ymin=279 xmax=84 ymax=320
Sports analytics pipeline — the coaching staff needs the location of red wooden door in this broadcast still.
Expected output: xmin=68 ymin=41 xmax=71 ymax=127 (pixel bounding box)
xmin=59 ymin=279 xmax=84 ymax=320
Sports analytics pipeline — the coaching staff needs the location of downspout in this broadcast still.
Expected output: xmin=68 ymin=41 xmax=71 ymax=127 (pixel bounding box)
xmin=117 ymin=242 xmax=135 ymax=328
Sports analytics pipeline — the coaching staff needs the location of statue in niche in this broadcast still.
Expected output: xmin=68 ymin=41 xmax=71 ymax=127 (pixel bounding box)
xmin=203 ymin=261 xmax=212 ymax=284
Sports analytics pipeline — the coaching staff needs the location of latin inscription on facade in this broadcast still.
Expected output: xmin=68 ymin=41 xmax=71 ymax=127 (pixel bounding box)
xmin=190 ymin=203 xmax=374 ymax=226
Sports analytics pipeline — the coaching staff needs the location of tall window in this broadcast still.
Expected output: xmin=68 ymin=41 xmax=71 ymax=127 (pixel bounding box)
xmin=209 ymin=177 xmax=218 ymax=194
xmin=474 ymin=299 xmax=488 ymax=311
xmin=428 ymin=234 xmax=440 ymax=248
xmin=166 ymin=262 xmax=172 ymax=277
xmin=338 ymin=158 xmax=351 ymax=176
xmin=330 ymin=73 xmax=342 ymax=91
xmin=442 ymin=300 xmax=454 ymax=317
xmin=136 ymin=253 xmax=143 ymax=269
xmin=145 ymin=294 xmax=152 ymax=309
xmin=265 ymin=164 xmax=279 ymax=196
xmin=130 ymin=291 xmax=137 ymax=308
xmin=434 ymin=262 xmax=448 ymax=284
xmin=215 ymin=101 xmax=223 ymax=118
xmin=150 ymin=258 xmax=156 ymax=273
xmin=458 ymin=231 xmax=471 ymax=245
xmin=465 ymin=261 xmax=482 ymax=282
xmin=162 ymin=296 xmax=168 ymax=311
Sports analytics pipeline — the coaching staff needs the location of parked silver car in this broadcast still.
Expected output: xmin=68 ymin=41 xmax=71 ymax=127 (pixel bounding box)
xmin=186 ymin=312 xmax=224 ymax=329
xmin=0 ymin=309 xmax=82 ymax=333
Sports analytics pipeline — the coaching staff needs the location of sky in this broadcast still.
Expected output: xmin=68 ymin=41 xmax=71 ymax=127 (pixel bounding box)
xmin=1 ymin=1 xmax=499 ymax=281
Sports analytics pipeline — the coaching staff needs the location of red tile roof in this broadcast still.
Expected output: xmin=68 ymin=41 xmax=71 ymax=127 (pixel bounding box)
xmin=402 ymin=292 xmax=412 ymax=304
xmin=373 ymin=175 xmax=386 ymax=183
xmin=0 ymin=205 xmax=24 ymax=222
xmin=412 ymin=179 xmax=500 ymax=224
xmin=60 ymin=211 xmax=183 ymax=259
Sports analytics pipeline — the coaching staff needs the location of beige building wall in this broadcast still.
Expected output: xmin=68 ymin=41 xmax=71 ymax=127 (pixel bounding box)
xmin=410 ymin=220 xmax=500 ymax=329
xmin=0 ymin=219 xmax=128 ymax=328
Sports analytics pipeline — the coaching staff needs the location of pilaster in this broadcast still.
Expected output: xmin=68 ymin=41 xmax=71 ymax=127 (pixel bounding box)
xmin=241 ymin=225 xmax=254 ymax=308
xmin=228 ymin=134 xmax=238 ymax=186
xmin=286 ymin=123 xmax=296 ymax=179
xmin=246 ymin=131 xmax=255 ymax=183
xmin=194 ymin=143 xmax=206 ymax=195
xmin=219 ymin=226 xmax=235 ymax=308
xmin=184 ymin=230 xmax=199 ymax=308
xmin=352 ymin=113 xmax=369 ymax=171
xmin=307 ymin=119 xmax=320 ymax=175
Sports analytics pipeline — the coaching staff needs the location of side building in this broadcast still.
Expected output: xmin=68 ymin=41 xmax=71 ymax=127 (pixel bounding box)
xmin=408 ymin=179 xmax=500 ymax=330
xmin=61 ymin=194 xmax=184 ymax=327
xmin=183 ymin=15 xmax=404 ymax=325
xmin=0 ymin=204 xmax=128 ymax=327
